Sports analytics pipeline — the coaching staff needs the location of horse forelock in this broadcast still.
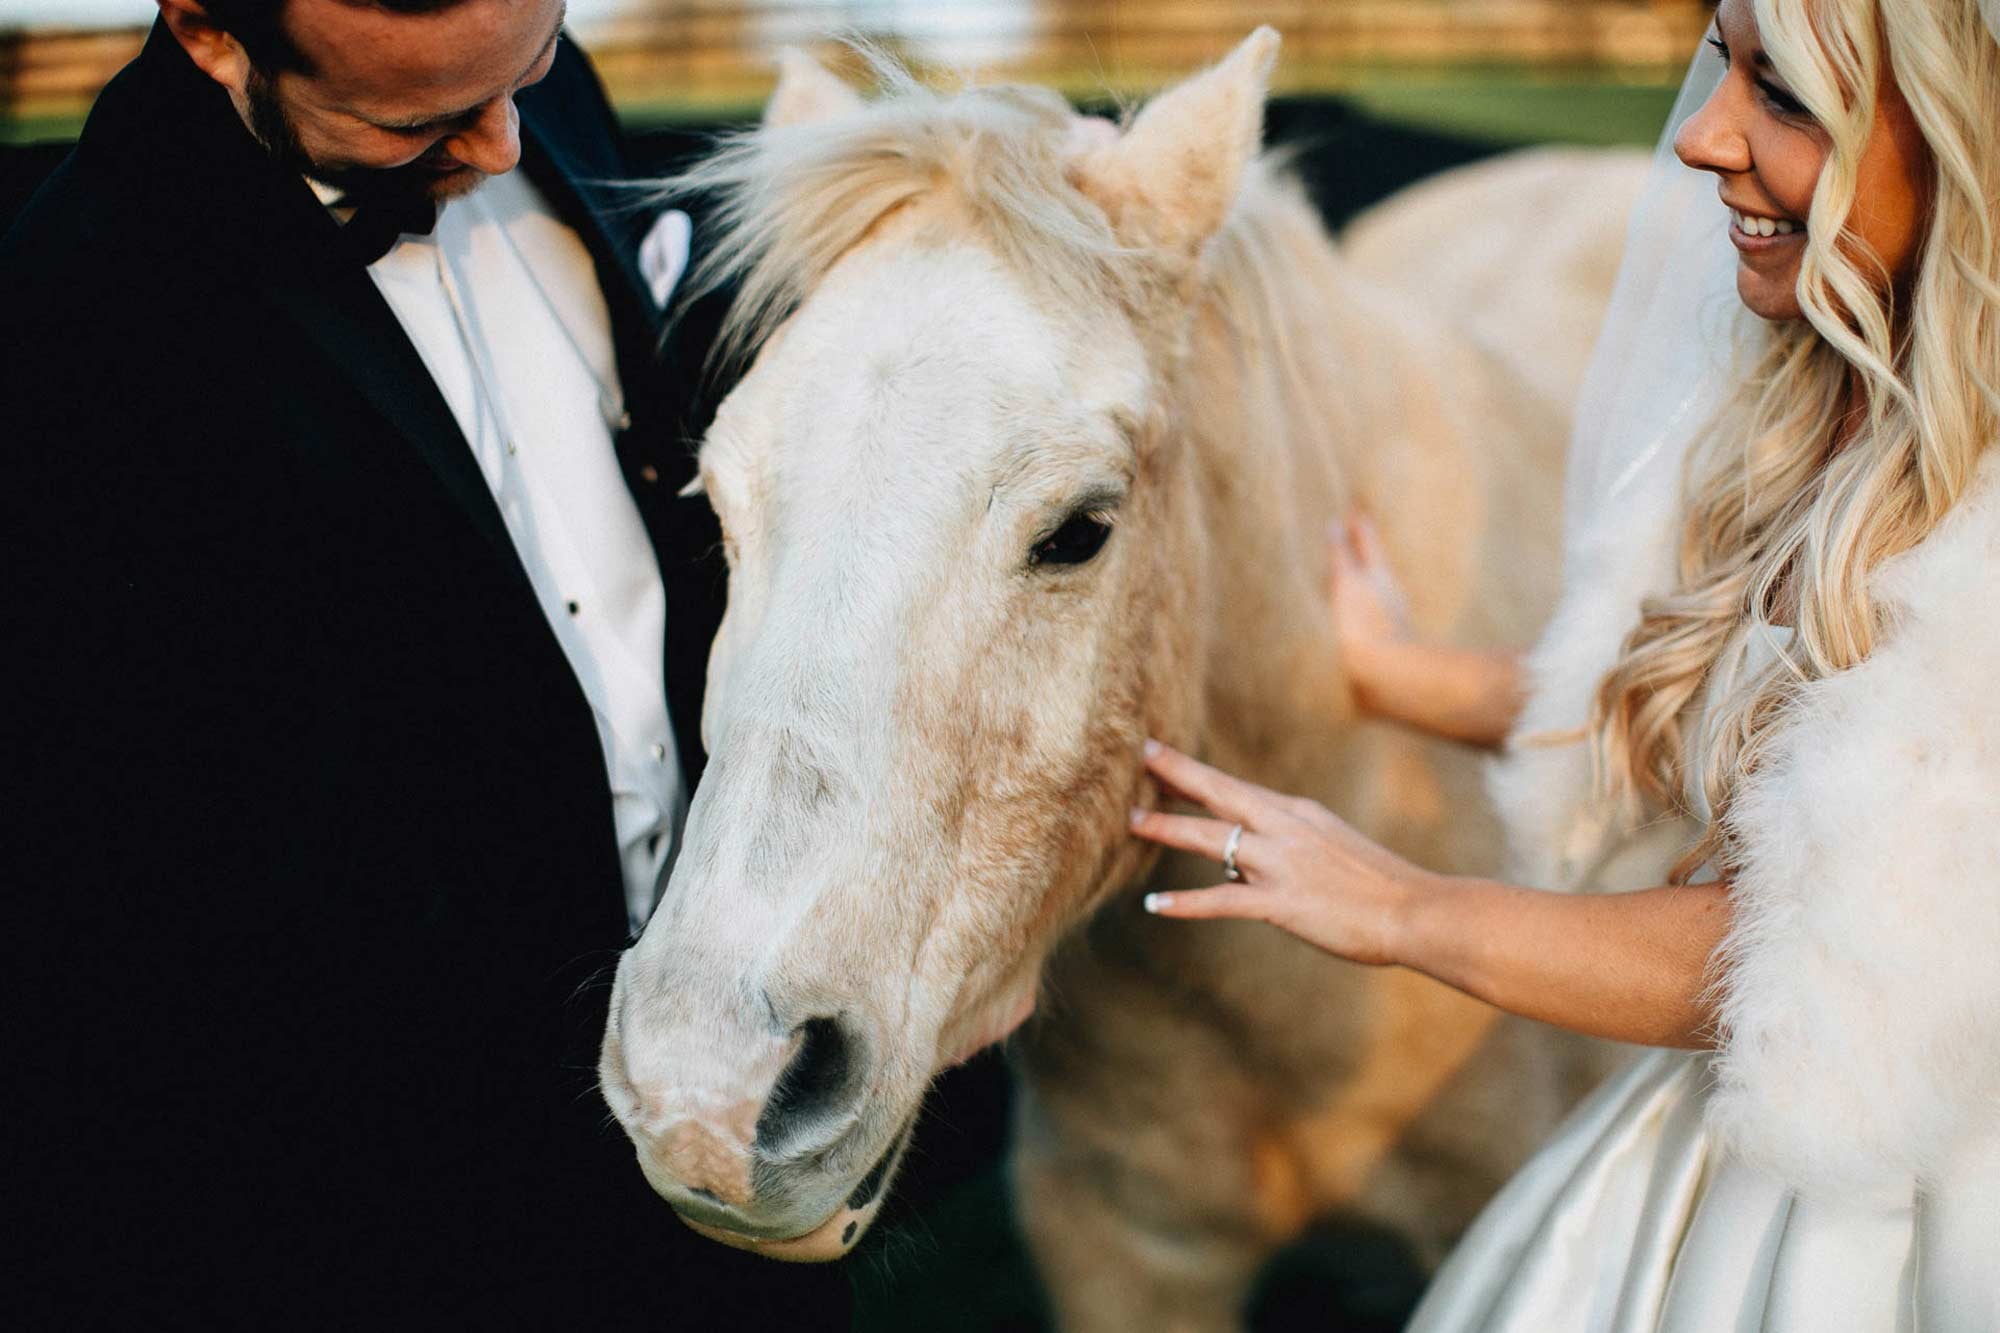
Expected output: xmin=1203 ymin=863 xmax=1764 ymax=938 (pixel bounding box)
xmin=651 ymin=72 xmax=1146 ymax=370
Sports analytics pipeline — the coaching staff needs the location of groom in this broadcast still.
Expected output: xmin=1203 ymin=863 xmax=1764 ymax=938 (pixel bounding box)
xmin=3 ymin=0 xmax=849 ymax=1325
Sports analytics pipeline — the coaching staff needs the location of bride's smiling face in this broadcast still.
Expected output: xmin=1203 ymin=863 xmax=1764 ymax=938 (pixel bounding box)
xmin=1674 ymin=0 xmax=1930 ymax=322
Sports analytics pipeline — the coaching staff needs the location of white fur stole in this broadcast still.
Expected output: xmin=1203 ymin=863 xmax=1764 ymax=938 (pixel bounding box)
xmin=1492 ymin=450 xmax=2000 ymax=1201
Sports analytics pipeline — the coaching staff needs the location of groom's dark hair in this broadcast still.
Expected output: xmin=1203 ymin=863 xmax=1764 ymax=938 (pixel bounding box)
xmin=198 ymin=0 xmax=472 ymax=74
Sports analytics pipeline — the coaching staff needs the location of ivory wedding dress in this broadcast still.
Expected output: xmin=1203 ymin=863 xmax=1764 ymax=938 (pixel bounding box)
xmin=1406 ymin=622 xmax=1997 ymax=1332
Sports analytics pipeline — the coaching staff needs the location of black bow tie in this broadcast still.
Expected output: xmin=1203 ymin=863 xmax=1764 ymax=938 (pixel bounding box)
xmin=339 ymin=196 xmax=439 ymax=266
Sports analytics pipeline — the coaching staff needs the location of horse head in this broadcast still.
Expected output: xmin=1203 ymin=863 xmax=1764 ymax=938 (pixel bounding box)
xmin=600 ymin=29 xmax=1282 ymax=1259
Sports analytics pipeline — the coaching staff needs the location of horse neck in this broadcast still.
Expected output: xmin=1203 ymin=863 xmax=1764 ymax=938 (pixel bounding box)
xmin=1162 ymin=170 xmax=1440 ymax=789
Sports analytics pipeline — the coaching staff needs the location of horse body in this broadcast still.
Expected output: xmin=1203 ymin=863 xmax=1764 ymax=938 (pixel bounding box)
xmin=599 ymin=31 xmax=1645 ymax=1325
xmin=1013 ymin=147 xmax=1643 ymax=1329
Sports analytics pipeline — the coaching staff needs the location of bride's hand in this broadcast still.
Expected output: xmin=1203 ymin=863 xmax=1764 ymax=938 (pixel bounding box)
xmin=1328 ymin=513 xmax=1414 ymax=716
xmin=1128 ymin=740 xmax=1435 ymax=967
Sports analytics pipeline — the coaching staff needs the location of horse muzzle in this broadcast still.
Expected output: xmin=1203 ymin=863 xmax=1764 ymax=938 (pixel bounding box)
xmin=662 ymin=1116 xmax=915 ymax=1262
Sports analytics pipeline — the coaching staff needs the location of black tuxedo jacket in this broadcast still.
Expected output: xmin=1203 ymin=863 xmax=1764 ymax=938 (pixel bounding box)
xmin=3 ymin=25 xmax=850 ymax=1328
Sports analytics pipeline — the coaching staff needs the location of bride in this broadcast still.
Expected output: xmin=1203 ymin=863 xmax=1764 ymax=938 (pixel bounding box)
xmin=1128 ymin=0 xmax=1999 ymax=1327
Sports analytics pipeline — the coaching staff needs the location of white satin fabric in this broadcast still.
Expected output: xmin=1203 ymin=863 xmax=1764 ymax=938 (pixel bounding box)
xmin=1408 ymin=623 xmax=2000 ymax=1331
xmin=1404 ymin=1047 xmax=2000 ymax=1333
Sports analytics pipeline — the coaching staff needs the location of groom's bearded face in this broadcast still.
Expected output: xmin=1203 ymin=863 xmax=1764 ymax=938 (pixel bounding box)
xmin=244 ymin=64 xmax=458 ymax=208
xmin=236 ymin=0 xmax=566 ymax=208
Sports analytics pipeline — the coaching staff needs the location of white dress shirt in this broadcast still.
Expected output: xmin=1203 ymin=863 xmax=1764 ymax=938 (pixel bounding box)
xmin=315 ymin=172 xmax=686 ymax=933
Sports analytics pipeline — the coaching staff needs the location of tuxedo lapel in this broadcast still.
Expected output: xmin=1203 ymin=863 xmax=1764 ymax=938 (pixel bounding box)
xmin=516 ymin=92 xmax=697 ymax=446
xmin=257 ymin=243 xmax=521 ymax=566
xmin=518 ymin=111 xmax=659 ymax=340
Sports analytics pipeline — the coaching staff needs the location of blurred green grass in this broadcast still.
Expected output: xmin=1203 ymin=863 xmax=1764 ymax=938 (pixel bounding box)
xmin=615 ymin=68 xmax=1678 ymax=147
xmin=1337 ymin=71 xmax=1677 ymax=146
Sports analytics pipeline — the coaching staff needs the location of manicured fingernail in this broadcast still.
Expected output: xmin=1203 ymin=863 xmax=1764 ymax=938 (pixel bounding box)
xmin=1143 ymin=738 xmax=1162 ymax=758
xmin=1128 ymin=807 xmax=1148 ymax=829
xmin=1143 ymin=892 xmax=1169 ymax=913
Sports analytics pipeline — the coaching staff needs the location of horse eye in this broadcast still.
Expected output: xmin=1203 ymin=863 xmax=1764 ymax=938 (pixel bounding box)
xmin=1029 ymin=511 xmax=1113 ymax=568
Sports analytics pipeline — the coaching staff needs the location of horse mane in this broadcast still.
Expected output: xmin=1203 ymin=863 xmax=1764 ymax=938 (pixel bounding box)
xmin=649 ymin=49 xmax=1359 ymax=483
xmin=1199 ymin=157 xmax=1371 ymax=463
xmin=650 ymin=56 xmax=1146 ymax=370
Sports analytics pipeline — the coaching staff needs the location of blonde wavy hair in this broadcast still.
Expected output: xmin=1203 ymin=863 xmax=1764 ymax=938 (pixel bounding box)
xmin=1590 ymin=0 xmax=2000 ymax=880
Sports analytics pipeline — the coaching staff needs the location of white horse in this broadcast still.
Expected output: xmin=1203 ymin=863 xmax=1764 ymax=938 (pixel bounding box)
xmin=600 ymin=30 xmax=1647 ymax=1328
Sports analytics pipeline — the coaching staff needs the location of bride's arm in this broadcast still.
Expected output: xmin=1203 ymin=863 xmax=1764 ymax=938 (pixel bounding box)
xmin=1351 ymin=639 xmax=1526 ymax=750
xmin=1330 ymin=516 xmax=1525 ymax=749
xmin=1132 ymin=741 xmax=1727 ymax=1049
xmin=1394 ymin=876 xmax=1727 ymax=1049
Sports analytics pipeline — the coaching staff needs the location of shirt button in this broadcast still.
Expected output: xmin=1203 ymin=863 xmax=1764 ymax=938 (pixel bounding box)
xmin=505 ymin=439 xmax=519 ymax=456
xmin=639 ymin=464 xmax=660 ymax=484
xmin=566 ymin=600 xmax=579 ymax=616
xmin=616 ymin=410 xmax=634 ymax=432
xmin=650 ymin=743 xmax=667 ymax=762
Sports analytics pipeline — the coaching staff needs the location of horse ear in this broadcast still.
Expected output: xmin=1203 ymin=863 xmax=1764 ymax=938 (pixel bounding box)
xmin=1070 ymin=27 xmax=1279 ymax=265
xmin=765 ymin=48 xmax=866 ymax=128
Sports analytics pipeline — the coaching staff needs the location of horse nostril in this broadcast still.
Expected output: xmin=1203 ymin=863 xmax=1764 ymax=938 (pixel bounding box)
xmin=756 ymin=1015 xmax=857 ymax=1149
